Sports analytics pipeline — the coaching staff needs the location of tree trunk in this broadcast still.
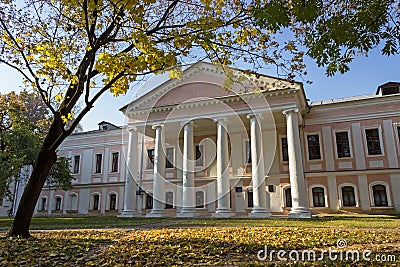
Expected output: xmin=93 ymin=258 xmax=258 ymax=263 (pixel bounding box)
xmin=9 ymin=147 xmax=57 ymax=237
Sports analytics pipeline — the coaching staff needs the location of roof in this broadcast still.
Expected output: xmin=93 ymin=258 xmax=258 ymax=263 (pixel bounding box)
xmin=309 ymin=94 xmax=378 ymax=106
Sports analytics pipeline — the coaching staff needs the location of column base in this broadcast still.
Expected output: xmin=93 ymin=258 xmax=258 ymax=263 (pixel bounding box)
xmin=288 ymin=208 xmax=312 ymax=218
xmin=248 ymin=209 xmax=271 ymax=218
xmin=176 ymin=209 xmax=197 ymax=218
xmin=212 ymin=209 xmax=235 ymax=218
xmin=146 ymin=209 xmax=167 ymax=218
xmin=118 ymin=210 xmax=141 ymax=218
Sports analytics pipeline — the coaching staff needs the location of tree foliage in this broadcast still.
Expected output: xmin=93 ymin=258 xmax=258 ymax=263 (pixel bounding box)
xmin=252 ymin=0 xmax=400 ymax=76
xmin=0 ymin=91 xmax=73 ymax=200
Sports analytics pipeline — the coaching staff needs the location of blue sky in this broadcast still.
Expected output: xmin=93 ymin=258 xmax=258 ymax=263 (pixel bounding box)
xmin=1 ymin=49 xmax=399 ymax=131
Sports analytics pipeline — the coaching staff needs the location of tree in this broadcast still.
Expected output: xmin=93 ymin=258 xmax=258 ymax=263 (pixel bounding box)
xmin=0 ymin=0 xmax=309 ymax=237
xmin=252 ymin=0 xmax=400 ymax=76
xmin=0 ymin=91 xmax=73 ymax=215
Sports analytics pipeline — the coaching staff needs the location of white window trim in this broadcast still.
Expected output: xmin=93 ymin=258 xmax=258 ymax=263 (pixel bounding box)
xmin=363 ymin=125 xmax=385 ymax=157
xmin=308 ymin=184 xmax=328 ymax=208
xmin=369 ymin=181 xmax=392 ymax=207
xmin=304 ymin=132 xmax=324 ymax=162
xmin=107 ymin=191 xmax=118 ymax=211
xmin=165 ymin=190 xmax=174 ymax=207
xmin=338 ymin=183 xmax=359 ymax=208
xmin=332 ymin=128 xmax=354 ymax=159
xmin=54 ymin=195 xmax=63 ymax=211
xmin=281 ymin=185 xmax=291 ymax=209
xmin=68 ymin=193 xmax=78 ymax=211
xmin=195 ymin=190 xmax=206 ymax=209
xmin=93 ymin=153 xmax=104 ymax=174
xmin=109 ymin=151 xmax=120 ymax=174
xmin=165 ymin=146 xmax=175 ymax=169
xmin=278 ymin=134 xmax=289 ymax=163
xmin=72 ymin=154 xmax=81 ymax=175
xmin=90 ymin=192 xmax=101 ymax=210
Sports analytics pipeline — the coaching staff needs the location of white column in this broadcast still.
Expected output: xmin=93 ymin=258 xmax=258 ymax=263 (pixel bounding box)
xmin=63 ymin=191 xmax=69 ymax=214
xmin=120 ymin=127 xmax=139 ymax=217
xmin=357 ymin=174 xmax=371 ymax=211
xmin=248 ymin=114 xmax=270 ymax=218
xmin=283 ymin=109 xmax=311 ymax=218
xmin=48 ymin=190 xmax=54 ymax=215
xmin=327 ymin=176 xmax=339 ymax=211
xmin=147 ymin=124 xmax=167 ymax=217
xmin=212 ymin=118 xmax=234 ymax=218
xmin=177 ymin=121 xmax=196 ymax=217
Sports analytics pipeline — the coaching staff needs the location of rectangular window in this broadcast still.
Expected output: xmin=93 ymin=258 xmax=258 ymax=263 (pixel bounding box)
xmin=73 ymin=155 xmax=80 ymax=174
xmin=281 ymin=137 xmax=288 ymax=161
xmin=247 ymin=190 xmax=253 ymax=208
xmin=147 ymin=149 xmax=155 ymax=169
xmin=146 ymin=194 xmax=153 ymax=209
xmin=111 ymin=152 xmax=119 ymax=173
xmin=165 ymin=147 xmax=174 ymax=169
xmin=397 ymin=126 xmax=400 ymax=143
xmin=245 ymin=140 xmax=251 ymax=163
xmin=95 ymin=154 xmax=102 ymax=173
xmin=307 ymin=134 xmax=321 ymax=160
xmin=40 ymin=198 xmax=47 ymax=211
xmin=335 ymin=132 xmax=351 ymax=158
xmin=365 ymin=128 xmax=382 ymax=155
xmin=195 ymin=145 xmax=204 ymax=166
xmin=55 ymin=197 xmax=62 ymax=211
xmin=93 ymin=195 xmax=99 ymax=210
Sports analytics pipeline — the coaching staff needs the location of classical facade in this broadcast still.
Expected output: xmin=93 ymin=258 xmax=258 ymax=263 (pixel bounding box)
xmin=1 ymin=62 xmax=400 ymax=217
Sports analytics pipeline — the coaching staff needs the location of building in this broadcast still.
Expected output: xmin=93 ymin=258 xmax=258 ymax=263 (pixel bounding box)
xmin=1 ymin=62 xmax=399 ymax=217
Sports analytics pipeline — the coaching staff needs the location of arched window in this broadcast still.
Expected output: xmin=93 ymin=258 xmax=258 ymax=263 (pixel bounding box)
xmin=109 ymin=193 xmax=117 ymax=210
xmin=341 ymin=186 xmax=356 ymax=206
xmin=372 ymin=185 xmax=388 ymax=207
xmin=92 ymin=194 xmax=100 ymax=210
xmin=195 ymin=191 xmax=205 ymax=208
xmin=312 ymin=187 xmax=325 ymax=207
xmin=165 ymin=192 xmax=173 ymax=209
xmin=247 ymin=189 xmax=253 ymax=208
xmin=284 ymin=187 xmax=292 ymax=208
xmin=55 ymin=196 xmax=62 ymax=211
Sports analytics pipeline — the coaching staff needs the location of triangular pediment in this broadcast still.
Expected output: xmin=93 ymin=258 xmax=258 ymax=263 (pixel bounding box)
xmin=121 ymin=61 xmax=303 ymax=115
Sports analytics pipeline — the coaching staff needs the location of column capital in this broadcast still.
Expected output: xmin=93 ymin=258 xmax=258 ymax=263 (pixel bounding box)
xmin=180 ymin=120 xmax=195 ymax=127
xmin=246 ymin=113 xmax=263 ymax=120
xmin=282 ymin=108 xmax=299 ymax=116
xmin=152 ymin=124 xmax=164 ymax=130
xmin=213 ymin=117 xmax=228 ymax=123
xmin=127 ymin=126 xmax=138 ymax=132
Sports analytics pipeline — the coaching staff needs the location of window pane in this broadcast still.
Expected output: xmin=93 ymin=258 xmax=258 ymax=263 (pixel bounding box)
xmin=372 ymin=185 xmax=388 ymax=207
xmin=246 ymin=140 xmax=251 ymax=163
xmin=111 ymin=152 xmax=119 ymax=172
xmin=165 ymin=192 xmax=173 ymax=209
xmin=165 ymin=148 xmax=174 ymax=169
xmin=365 ymin=129 xmax=382 ymax=155
xmin=342 ymin=186 xmax=356 ymax=206
xmin=73 ymin=155 xmax=80 ymax=174
xmin=196 ymin=145 xmax=204 ymax=166
xmin=307 ymin=134 xmax=321 ymax=160
xmin=93 ymin=195 xmax=99 ymax=210
xmin=335 ymin=132 xmax=351 ymax=158
xmin=312 ymin=187 xmax=325 ymax=207
xmin=196 ymin=191 xmax=205 ymax=208
xmin=282 ymin=137 xmax=288 ymax=161
xmin=247 ymin=190 xmax=253 ymax=207
xmin=285 ymin=188 xmax=292 ymax=207
xmin=95 ymin=154 xmax=102 ymax=173
xmin=109 ymin=194 xmax=116 ymax=210
xmin=147 ymin=149 xmax=155 ymax=169
xmin=146 ymin=194 xmax=153 ymax=209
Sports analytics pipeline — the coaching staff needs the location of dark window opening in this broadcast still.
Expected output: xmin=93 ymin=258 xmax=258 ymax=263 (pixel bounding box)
xmin=307 ymin=134 xmax=321 ymax=160
xmin=196 ymin=145 xmax=204 ymax=166
xmin=247 ymin=190 xmax=253 ymax=208
xmin=95 ymin=154 xmax=102 ymax=173
xmin=285 ymin=188 xmax=292 ymax=207
xmin=146 ymin=194 xmax=153 ymax=209
xmin=111 ymin=152 xmax=119 ymax=172
xmin=165 ymin=192 xmax=173 ymax=209
xmin=73 ymin=155 xmax=80 ymax=174
xmin=341 ymin=186 xmax=356 ymax=206
xmin=165 ymin=148 xmax=174 ymax=169
xmin=281 ymin=137 xmax=288 ymax=161
xmin=335 ymin=132 xmax=351 ymax=158
xmin=147 ymin=149 xmax=155 ymax=169
xmin=93 ymin=194 xmax=100 ymax=210
xmin=365 ymin=128 xmax=382 ymax=155
xmin=312 ymin=187 xmax=325 ymax=207
xmin=109 ymin=194 xmax=117 ymax=210
xmin=372 ymin=185 xmax=388 ymax=207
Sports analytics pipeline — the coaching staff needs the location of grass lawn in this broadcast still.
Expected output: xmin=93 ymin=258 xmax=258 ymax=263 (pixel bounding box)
xmin=1 ymin=215 xmax=399 ymax=266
